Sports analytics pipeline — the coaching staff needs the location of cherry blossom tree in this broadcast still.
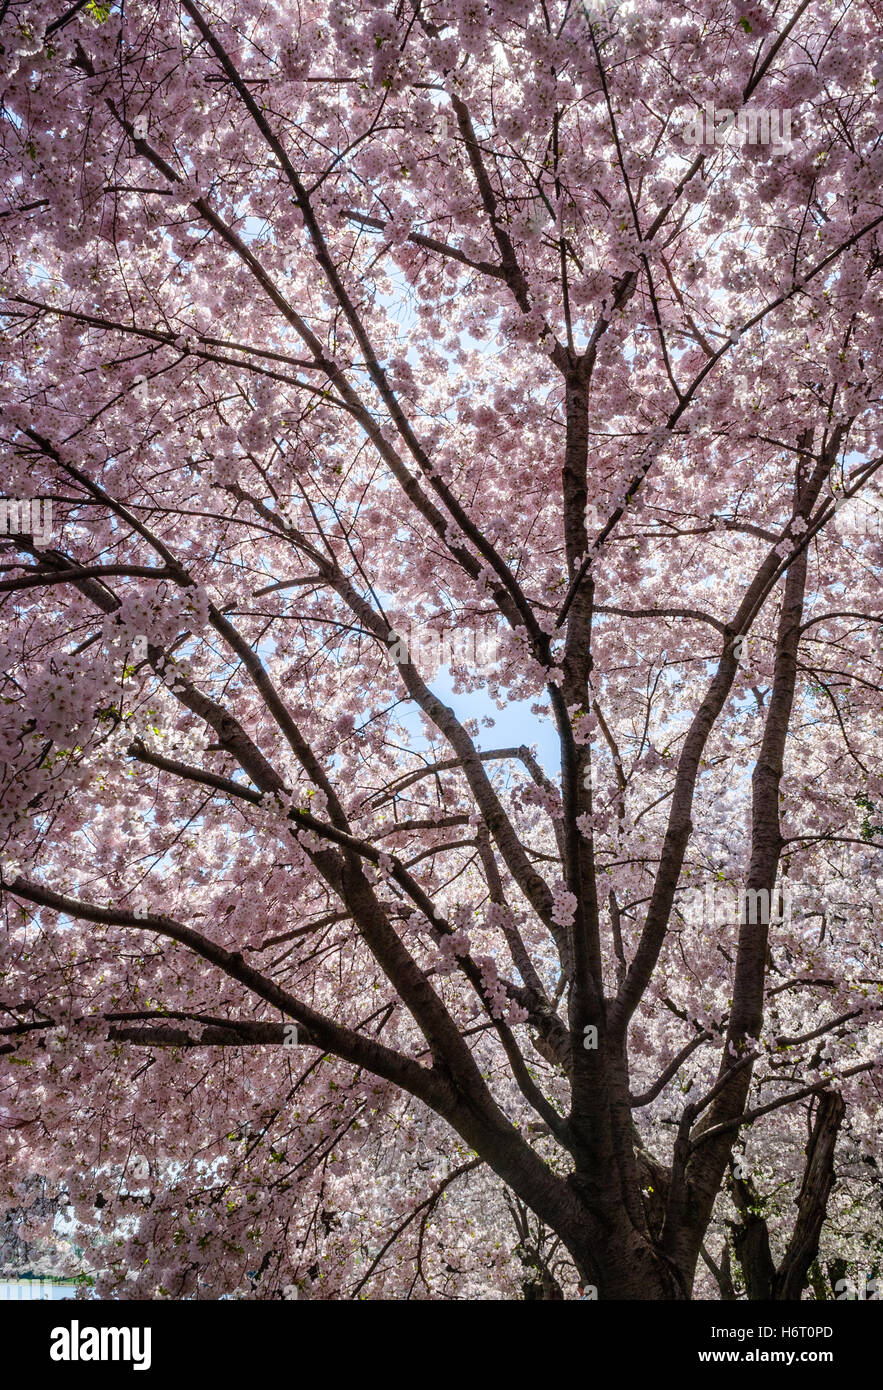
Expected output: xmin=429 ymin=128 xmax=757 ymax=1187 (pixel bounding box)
xmin=1 ymin=0 xmax=882 ymax=1300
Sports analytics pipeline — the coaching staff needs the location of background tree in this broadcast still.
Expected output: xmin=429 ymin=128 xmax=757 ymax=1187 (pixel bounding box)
xmin=1 ymin=0 xmax=881 ymax=1299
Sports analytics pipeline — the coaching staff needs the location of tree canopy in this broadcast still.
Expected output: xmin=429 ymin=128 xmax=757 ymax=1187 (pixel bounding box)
xmin=1 ymin=0 xmax=881 ymax=1300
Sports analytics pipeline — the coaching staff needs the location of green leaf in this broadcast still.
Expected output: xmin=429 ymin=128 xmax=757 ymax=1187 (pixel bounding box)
xmin=856 ymin=793 xmax=883 ymax=843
